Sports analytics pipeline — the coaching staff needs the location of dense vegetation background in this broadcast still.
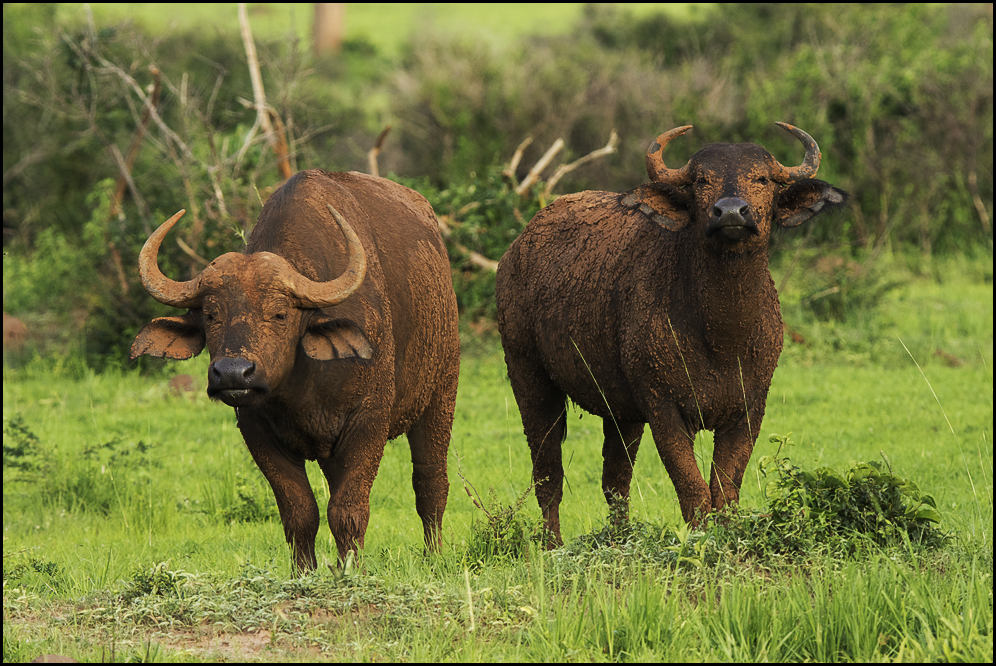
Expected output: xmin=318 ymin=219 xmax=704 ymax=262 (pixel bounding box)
xmin=2 ymin=3 xmax=993 ymax=366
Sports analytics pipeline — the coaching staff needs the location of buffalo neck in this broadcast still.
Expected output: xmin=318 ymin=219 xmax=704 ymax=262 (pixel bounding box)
xmin=669 ymin=234 xmax=774 ymax=355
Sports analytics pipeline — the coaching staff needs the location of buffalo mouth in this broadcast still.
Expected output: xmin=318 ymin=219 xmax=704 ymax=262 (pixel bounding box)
xmin=706 ymin=221 xmax=760 ymax=241
xmin=209 ymin=387 xmax=268 ymax=407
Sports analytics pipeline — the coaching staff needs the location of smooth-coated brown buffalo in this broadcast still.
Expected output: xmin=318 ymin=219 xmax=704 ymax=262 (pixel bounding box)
xmin=496 ymin=124 xmax=846 ymax=543
xmin=131 ymin=170 xmax=460 ymax=571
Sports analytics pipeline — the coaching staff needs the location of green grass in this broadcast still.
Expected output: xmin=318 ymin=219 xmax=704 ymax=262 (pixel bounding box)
xmin=3 ymin=259 xmax=993 ymax=661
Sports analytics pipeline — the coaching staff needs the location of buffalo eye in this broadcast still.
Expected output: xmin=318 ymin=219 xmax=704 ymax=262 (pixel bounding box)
xmin=755 ymin=176 xmax=769 ymax=184
xmin=273 ymin=312 xmax=287 ymax=322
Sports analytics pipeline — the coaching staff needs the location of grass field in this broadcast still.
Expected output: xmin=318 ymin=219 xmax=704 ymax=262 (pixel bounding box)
xmin=3 ymin=256 xmax=992 ymax=662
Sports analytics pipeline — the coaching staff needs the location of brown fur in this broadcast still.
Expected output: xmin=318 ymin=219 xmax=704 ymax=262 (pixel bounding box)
xmin=131 ymin=170 xmax=460 ymax=571
xmin=496 ymin=140 xmax=846 ymax=543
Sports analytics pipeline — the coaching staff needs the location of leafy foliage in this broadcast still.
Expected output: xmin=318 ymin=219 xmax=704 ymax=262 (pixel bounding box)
xmin=746 ymin=433 xmax=948 ymax=552
xmin=463 ymin=481 xmax=543 ymax=567
xmin=400 ymin=167 xmax=542 ymax=320
xmin=2 ymin=415 xmax=45 ymax=477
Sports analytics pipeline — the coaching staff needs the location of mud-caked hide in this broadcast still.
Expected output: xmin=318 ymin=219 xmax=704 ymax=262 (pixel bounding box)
xmin=496 ymin=124 xmax=846 ymax=542
xmin=131 ymin=170 xmax=460 ymax=571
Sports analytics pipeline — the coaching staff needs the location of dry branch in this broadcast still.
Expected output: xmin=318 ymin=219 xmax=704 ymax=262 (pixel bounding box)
xmin=109 ymin=67 xmax=161 ymax=220
xmin=236 ymin=2 xmax=291 ymax=181
xmin=968 ymin=172 xmax=991 ymax=235
xmin=542 ymin=129 xmax=618 ymax=198
xmin=502 ymin=136 xmax=533 ymax=184
xmin=515 ymin=138 xmax=564 ymax=196
xmin=367 ymin=126 xmax=392 ymax=178
xmin=437 ymin=216 xmax=499 ymax=272
xmin=95 ymin=55 xmax=195 ymax=163
xmin=176 ymin=236 xmax=210 ymax=267
xmin=266 ymin=108 xmax=293 ymax=180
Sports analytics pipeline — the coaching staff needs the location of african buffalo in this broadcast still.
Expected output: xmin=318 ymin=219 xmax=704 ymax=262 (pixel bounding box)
xmin=131 ymin=170 xmax=460 ymax=571
xmin=496 ymin=123 xmax=846 ymax=542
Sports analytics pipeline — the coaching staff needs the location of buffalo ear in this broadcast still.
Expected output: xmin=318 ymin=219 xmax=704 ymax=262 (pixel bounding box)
xmin=619 ymin=183 xmax=691 ymax=231
xmin=302 ymin=316 xmax=373 ymax=361
xmin=130 ymin=314 xmax=205 ymax=361
xmin=776 ymin=179 xmax=848 ymax=228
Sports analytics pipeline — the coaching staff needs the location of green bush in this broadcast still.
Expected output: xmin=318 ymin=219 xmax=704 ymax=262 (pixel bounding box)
xmin=399 ymin=167 xmax=542 ymax=320
xmin=748 ymin=433 xmax=948 ymax=552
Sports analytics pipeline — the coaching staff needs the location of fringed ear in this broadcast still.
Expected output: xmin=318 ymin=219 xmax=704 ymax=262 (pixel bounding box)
xmin=130 ymin=313 xmax=205 ymax=361
xmin=619 ymin=183 xmax=691 ymax=231
xmin=776 ymin=179 xmax=849 ymax=228
xmin=301 ymin=315 xmax=373 ymax=361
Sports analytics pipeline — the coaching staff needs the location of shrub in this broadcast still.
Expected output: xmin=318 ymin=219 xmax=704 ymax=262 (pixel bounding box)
xmin=463 ymin=482 xmax=542 ymax=568
xmin=748 ymin=433 xmax=947 ymax=552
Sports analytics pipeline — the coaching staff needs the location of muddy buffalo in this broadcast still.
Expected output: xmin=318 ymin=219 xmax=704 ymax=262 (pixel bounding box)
xmin=132 ymin=170 xmax=460 ymax=570
xmin=496 ymin=124 xmax=846 ymax=542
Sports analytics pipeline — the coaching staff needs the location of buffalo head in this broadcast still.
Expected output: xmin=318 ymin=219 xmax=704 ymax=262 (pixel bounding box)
xmin=130 ymin=204 xmax=370 ymax=407
xmin=623 ymin=122 xmax=846 ymax=251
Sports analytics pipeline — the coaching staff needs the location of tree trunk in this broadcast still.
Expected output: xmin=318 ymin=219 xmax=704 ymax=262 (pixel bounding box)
xmin=313 ymin=3 xmax=344 ymax=55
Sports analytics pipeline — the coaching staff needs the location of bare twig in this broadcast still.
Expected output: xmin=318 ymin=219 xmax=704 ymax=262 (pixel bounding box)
xmin=107 ymin=144 xmax=152 ymax=236
xmin=437 ymin=215 xmax=500 ymax=272
xmin=109 ymin=66 xmax=161 ymax=220
xmin=542 ymin=129 xmax=618 ymax=198
xmin=175 ymin=236 xmax=210 ymax=266
xmin=968 ymin=171 xmax=991 ymax=235
xmin=237 ymin=2 xmax=284 ymax=175
xmin=3 ymin=149 xmax=53 ymax=188
xmin=367 ymin=125 xmax=392 ymax=178
xmin=516 ymin=138 xmax=564 ymax=196
xmin=95 ymin=55 xmax=195 ymax=163
xmin=107 ymin=242 xmax=130 ymax=295
xmin=266 ymin=107 xmax=293 ymax=180
xmin=502 ymin=136 xmax=533 ymax=184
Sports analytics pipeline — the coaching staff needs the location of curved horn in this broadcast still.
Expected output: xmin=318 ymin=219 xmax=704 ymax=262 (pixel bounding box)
xmin=138 ymin=210 xmax=205 ymax=308
xmin=646 ymin=125 xmax=694 ymax=186
xmin=286 ymin=204 xmax=368 ymax=308
xmin=772 ymin=122 xmax=822 ymax=183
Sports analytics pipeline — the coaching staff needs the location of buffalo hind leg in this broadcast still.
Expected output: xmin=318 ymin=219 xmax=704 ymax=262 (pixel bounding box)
xmin=601 ymin=419 xmax=645 ymax=525
xmin=407 ymin=372 xmax=458 ymax=552
xmin=238 ymin=412 xmax=320 ymax=573
xmin=505 ymin=358 xmax=568 ymax=546
xmin=317 ymin=419 xmax=390 ymax=563
xmin=648 ymin=414 xmax=711 ymax=525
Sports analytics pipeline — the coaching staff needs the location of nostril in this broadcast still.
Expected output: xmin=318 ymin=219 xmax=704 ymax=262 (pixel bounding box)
xmin=712 ymin=205 xmax=723 ymax=219
xmin=210 ymin=357 xmax=256 ymax=387
xmin=738 ymin=205 xmax=749 ymax=216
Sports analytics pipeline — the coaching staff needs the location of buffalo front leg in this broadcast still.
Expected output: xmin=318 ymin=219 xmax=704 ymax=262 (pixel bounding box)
xmin=238 ymin=412 xmax=320 ymax=573
xmin=316 ymin=419 xmax=389 ymax=562
xmin=406 ymin=372 xmax=458 ymax=552
xmin=710 ymin=413 xmax=761 ymax=512
xmin=648 ymin=413 xmax=711 ymax=525
xmin=505 ymin=358 xmax=568 ymax=546
xmin=601 ymin=419 xmax=645 ymax=524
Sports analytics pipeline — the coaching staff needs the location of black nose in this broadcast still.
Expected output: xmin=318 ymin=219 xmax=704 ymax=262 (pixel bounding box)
xmin=208 ymin=357 xmax=266 ymax=406
xmin=707 ymin=197 xmax=758 ymax=240
xmin=210 ymin=357 xmax=256 ymax=387
xmin=711 ymin=197 xmax=750 ymax=224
